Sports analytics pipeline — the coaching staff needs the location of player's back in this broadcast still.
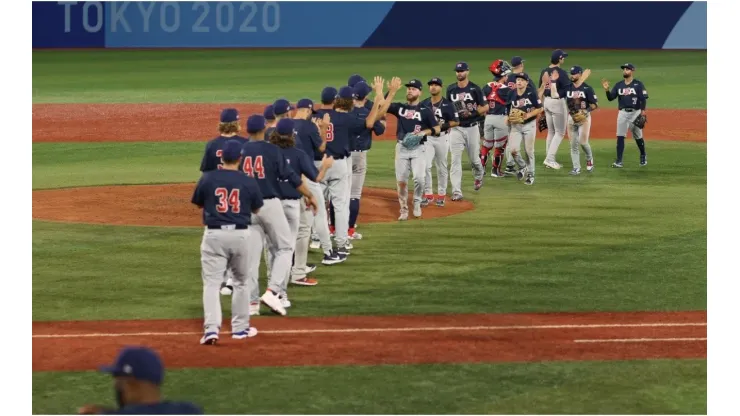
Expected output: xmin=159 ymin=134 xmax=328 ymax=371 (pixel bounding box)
xmin=200 ymin=135 xmax=249 ymax=172
xmin=279 ymin=146 xmax=318 ymax=199
xmin=293 ymin=118 xmax=323 ymax=161
xmin=325 ymin=110 xmax=366 ymax=159
xmin=195 ymin=169 xmax=259 ymax=227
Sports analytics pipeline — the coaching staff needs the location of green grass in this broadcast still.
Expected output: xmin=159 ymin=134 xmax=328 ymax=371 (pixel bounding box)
xmin=32 ymin=359 xmax=707 ymax=415
xmin=32 ymin=140 xmax=706 ymax=321
xmin=32 ymin=49 xmax=707 ymax=108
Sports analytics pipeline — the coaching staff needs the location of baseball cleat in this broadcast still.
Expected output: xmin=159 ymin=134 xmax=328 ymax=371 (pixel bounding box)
xmin=474 ymin=179 xmax=483 ymax=190
xmin=586 ymin=160 xmax=594 ymax=172
xmin=504 ymin=166 xmax=517 ymax=176
xmin=451 ymin=193 xmax=463 ymax=201
xmin=491 ymin=169 xmax=504 ymax=178
xmin=279 ymin=293 xmax=292 ymax=308
xmin=336 ymin=245 xmax=351 ymax=257
xmin=436 ymin=197 xmax=445 ymax=207
xmin=516 ymin=169 xmax=526 ymax=181
xmin=348 ymin=228 xmax=362 ymax=240
xmin=200 ymin=332 xmax=219 ymax=345
xmin=569 ymin=168 xmax=581 ymax=176
xmin=398 ymin=212 xmax=409 ymax=221
xmin=291 ymin=277 xmax=318 ymax=286
xmin=309 ymin=238 xmax=320 ymax=250
xmin=413 ymin=203 xmax=422 ymax=218
xmin=345 ymin=241 xmax=354 ymax=250
xmin=232 ymin=327 xmax=258 ymax=340
xmin=220 ymin=283 xmax=233 ymax=296
xmin=420 ymin=197 xmax=430 ymax=208
xmin=611 ymin=161 xmax=624 ymax=168
xmin=544 ymin=160 xmax=562 ymax=170
xmin=525 ymin=175 xmax=535 ymax=185
xmin=640 ymin=154 xmax=647 ymax=166
xmin=249 ymin=302 xmax=260 ymax=316
xmin=306 ymin=264 xmax=317 ymax=274
xmin=321 ymin=250 xmax=347 ymax=265
xmin=261 ymin=290 xmax=287 ymax=316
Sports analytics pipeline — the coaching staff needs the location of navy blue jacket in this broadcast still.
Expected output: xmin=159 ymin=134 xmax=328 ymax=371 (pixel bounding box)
xmin=446 ymin=81 xmax=487 ymax=127
xmin=324 ymin=110 xmax=368 ymax=159
xmin=605 ymin=79 xmax=648 ymax=110
xmin=199 ymin=135 xmax=249 ymax=172
xmin=482 ymin=82 xmax=513 ymax=116
xmin=565 ymin=82 xmax=599 ymax=112
xmin=240 ymin=140 xmax=301 ymax=199
xmin=191 ymin=169 xmax=263 ymax=227
xmin=293 ymin=118 xmax=324 ymax=161
xmin=539 ymin=66 xmax=572 ymax=99
xmin=387 ymin=102 xmax=438 ymax=140
xmin=279 ymin=146 xmax=320 ymax=198
xmin=420 ymin=97 xmax=458 ymax=125
xmin=507 ymin=88 xmax=543 ymax=124
xmin=350 ymin=106 xmax=385 ymax=151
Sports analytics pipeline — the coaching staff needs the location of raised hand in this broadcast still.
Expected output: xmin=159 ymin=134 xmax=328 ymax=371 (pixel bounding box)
xmin=389 ymin=77 xmax=402 ymax=92
xmin=373 ymin=76 xmax=385 ymax=93
xmin=322 ymin=113 xmax=330 ymax=126
xmin=601 ymin=78 xmax=610 ymax=90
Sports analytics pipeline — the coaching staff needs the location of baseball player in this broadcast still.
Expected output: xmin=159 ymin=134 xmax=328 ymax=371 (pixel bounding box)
xmin=322 ymin=80 xmax=382 ymax=254
xmin=480 ymin=60 xmax=513 ymax=178
xmin=507 ymin=74 xmax=544 ymax=185
xmin=601 ymin=63 xmax=649 ymax=167
xmin=292 ymin=99 xmax=347 ymax=266
xmin=267 ymin=99 xmax=297 ymax=142
xmin=420 ymin=77 xmax=458 ymax=207
xmin=376 ymin=78 xmax=440 ymax=219
xmin=197 ymin=108 xmax=249 ymax=296
xmin=271 ymin=119 xmax=335 ymax=294
xmin=561 ymin=66 xmax=598 ymax=175
xmin=349 ymin=81 xmax=386 ymax=237
xmin=310 ymin=86 xmax=338 ymax=248
xmin=539 ymin=49 xmax=572 ymax=169
xmin=82 ymin=347 xmax=203 ymax=414
xmin=446 ymin=61 xmax=488 ymax=199
xmin=191 ymin=139 xmax=263 ymax=344
xmin=502 ymin=56 xmax=533 ymax=176
xmin=241 ymin=115 xmax=319 ymax=317
xmin=264 ymin=104 xmax=276 ymax=128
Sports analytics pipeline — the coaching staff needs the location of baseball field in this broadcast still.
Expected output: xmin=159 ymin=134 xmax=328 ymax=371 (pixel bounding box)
xmin=32 ymin=49 xmax=707 ymax=414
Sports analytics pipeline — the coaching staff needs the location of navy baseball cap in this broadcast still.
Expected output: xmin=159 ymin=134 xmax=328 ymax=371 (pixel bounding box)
xmin=247 ymin=114 xmax=267 ymax=133
xmin=514 ymin=73 xmax=529 ymax=81
xmin=620 ymin=63 xmax=636 ymax=70
xmin=427 ymin=77 xmax=443 ymax=86
xmin=337 ymin=86 xmax=355 ymax=99
xmin=276 ymin=118 xmax=295 ymax=136
xmin=99 ymin=347 xmax=164 ymax=386
xmin=321 ymin=86 xmax=338 ymax=104
xmin=263 ymin=105 xmax=275 ymax=121
xmin=570 ymin=65 xmax=584 ymax=75
xmin=353 ymin=81 xmax=372 ymax=99
xmin=297 ymin=98 xmax=315 ymax=111
xmin=220 ymin=108 xmax=239 ymax=123
xmin=272 ymin=99 xmax=292 ymax=116
xmin=347 ymin=74 xmax=365 ymax=88
xmin=551 ymin=49 xmax=568 ymax=62
xmin=221 ymin=139 xmax=244 ymax=162
xmin=455 ymin=62 xmax=469 ymax=72
xmin=511 ymin=56 xmax=525 ymax=67
xmin=405 ymin=79 xmax=422 ymax=89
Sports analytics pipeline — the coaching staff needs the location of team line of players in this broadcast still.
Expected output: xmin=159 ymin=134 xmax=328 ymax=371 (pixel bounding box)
xmin=191 ymin=52 xmax=650 ymax=343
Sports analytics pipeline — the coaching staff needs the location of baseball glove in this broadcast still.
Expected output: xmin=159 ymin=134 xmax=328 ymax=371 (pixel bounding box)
xmin=508 ymin=108 xmax=525 ymax=125
xmin=401 ymin=132 xmax=424 ymax=149
xmin=633 ymin=113 xmax=647 ymax=129
xmin=452 ymin=100 xmax=467 ymax=116
xmin=571 ymin=110 xmax=588 ymax=124
xmin=537 ymin=113 xmax=548 ymax=132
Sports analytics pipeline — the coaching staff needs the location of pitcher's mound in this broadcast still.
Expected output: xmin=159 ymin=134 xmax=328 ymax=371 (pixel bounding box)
xmin=32 ymin=184 xmax=474 ymax=227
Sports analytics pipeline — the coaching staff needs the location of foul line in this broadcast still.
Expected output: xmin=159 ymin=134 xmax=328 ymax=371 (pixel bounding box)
xmin=33 ymin=322 xmax=706 ymax=339
xmin=574 ymin=337 xmax=707 ymax=343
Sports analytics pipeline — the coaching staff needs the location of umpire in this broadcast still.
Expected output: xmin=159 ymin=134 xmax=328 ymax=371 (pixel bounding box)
xmin=78 ymin=347 xmax=202 ymax=414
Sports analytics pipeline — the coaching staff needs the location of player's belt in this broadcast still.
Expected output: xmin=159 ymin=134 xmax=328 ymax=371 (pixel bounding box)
xmin=208 ymin=224 xmax=248 ymax=230
xmin=459 ymin=122 xmax=479 ymax=128
xmin=351 ymin=149 xmax=369 ymax=152
xmin=620 ymin=108 xmax=637 ymax=112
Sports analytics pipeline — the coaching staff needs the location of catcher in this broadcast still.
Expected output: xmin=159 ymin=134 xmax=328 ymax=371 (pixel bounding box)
xmin=375 ymin=78 xmax=440 ymax=220
xmin=563 ymin=66 xmax=599 ymax=175
xmin=505 ymin=74 xmax=543 ymax=185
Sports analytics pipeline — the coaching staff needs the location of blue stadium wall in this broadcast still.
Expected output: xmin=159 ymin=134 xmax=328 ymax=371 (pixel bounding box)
xmin=33 ymin=1 xmax=707 ymax=49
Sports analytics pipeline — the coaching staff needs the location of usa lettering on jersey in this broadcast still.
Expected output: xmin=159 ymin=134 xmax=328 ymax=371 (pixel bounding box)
xmin=450 ymin=92 xmax=474 ymax=102
xmin=398 ymin=108 xmax=422 ymax=121
xmin=512 ymin=98 xmax=536 ymax=108
xmin=618 ymin=88 xmax=638 ymax=95
xmin=567 ymin=91 xmax=587 ymax=99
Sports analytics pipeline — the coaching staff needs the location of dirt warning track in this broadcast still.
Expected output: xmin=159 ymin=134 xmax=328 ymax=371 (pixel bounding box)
xmin=32 ymin=104 xmax=706 ymax=143
xmin=33 ymin=311 xmax=706 ymax=372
